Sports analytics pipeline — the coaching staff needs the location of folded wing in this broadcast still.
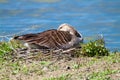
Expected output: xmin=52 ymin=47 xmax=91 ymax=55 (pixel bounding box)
xmin=14 ymin=29 xmax=72 ymax=49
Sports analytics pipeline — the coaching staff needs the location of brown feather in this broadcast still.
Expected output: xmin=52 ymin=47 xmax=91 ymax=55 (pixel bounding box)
xmin=14 ymin=29 xmax=72 ymax=49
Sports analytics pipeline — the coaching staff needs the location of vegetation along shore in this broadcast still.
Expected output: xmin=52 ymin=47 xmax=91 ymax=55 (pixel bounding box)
xmin=0 ymin=37 xmax=120 ymax=80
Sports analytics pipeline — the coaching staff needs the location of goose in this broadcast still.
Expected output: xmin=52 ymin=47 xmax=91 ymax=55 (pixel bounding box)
xmin=13 ymin=23 xmax=83 ymax=50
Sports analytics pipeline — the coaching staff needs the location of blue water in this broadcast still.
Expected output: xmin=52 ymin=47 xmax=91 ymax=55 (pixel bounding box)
xmin=0 ymin=0 xmax=120 ymax=51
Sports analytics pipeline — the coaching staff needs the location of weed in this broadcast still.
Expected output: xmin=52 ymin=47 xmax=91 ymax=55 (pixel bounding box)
xmin=40 ymin=61 xmax=50 ymax=66
xmin=10 ymin=62 xmax=21 ymax=75
xmin=76 ymin=38 xmax=109 ymax=57
xmin=88 ymin=69 xmax=118 ymax=80
xmin=102 ymin=53 xmax=120 ymax=64
xmin=21 ymin=64 xmax=29 ymax=75
xmin=43 ymin=74 xmax=71 ymax=80
xmin=72 ymin=57 xmax=99 ymax=69
xmin=0 ymin=40 xmax=23 ymax=57
xmin=0 ymin=42 xmax=13 ymax=57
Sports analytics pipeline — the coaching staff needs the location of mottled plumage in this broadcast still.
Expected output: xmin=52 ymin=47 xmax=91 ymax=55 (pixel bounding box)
xmin=13 ymin=23 xmax=83 ymax=50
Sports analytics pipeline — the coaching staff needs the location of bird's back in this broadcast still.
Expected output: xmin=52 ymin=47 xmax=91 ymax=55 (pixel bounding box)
xmin=14 ymin=29 xmax=72 ymax=49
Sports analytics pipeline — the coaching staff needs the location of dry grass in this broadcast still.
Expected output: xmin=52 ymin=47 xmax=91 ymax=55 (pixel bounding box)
xmin=0 ymin=52 xmax=120 ymax=80
xmin=0 ymin=40 xmax=120 ymax=80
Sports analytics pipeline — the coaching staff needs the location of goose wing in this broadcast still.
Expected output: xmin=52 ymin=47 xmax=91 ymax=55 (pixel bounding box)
xmin=14 ymin=29 xmax=72 ymax=49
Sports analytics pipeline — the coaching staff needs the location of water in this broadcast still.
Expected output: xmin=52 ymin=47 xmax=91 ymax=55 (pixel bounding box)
xmin=0 ymin=0 xmax=120 ymax=51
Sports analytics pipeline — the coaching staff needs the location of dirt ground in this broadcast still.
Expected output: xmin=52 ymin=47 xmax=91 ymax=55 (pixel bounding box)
xmin=0 ymin=50 xmax=120 ymax=80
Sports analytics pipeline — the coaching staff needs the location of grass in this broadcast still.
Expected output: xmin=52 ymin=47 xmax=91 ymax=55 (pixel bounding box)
xmin=0 ymin=42 xmax=13 ymax=56
xmin=0 ymin=52 xmax=120 ymax=80
xmin=72 ymin=57 xmax=99 ymax=69
xmin=0 ymin=40 xmax=23 ymax=57
xmin=0 ymin=38 xmax=120 ymax=80
xmin=88 ymin=69 xmax=119 ymax=80
xmin=43 ymin=74 xmax=71 ymax=80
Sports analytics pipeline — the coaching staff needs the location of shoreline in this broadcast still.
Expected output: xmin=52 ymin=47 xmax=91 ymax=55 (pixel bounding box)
xmin=0 ymin=41 xmax=120 ymax=80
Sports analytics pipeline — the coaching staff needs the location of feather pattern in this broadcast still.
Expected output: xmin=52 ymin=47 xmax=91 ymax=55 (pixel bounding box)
xmin=13 ymin=23 xmax=83 ymax=50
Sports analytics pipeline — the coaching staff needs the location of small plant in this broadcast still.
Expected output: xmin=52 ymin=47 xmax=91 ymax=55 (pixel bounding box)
xmin=40 ymin=61 xmax=50 ymax=66
xmin=10 ymin=62 xmax=21 ymax=75
xmin=21 ymin=64 xmax=29 ymax=75
xmin=43 ymin=74 xmax=71 ymax=80
xmin=88 ymin=69 xmax=118 ymax=80
xmin=0 ymin=40 xmax=23 ymax=57
xmin=0 ymin=42 xmax=13 ymax=56
xmin=76 ymin=38 xmax=109 ymax=57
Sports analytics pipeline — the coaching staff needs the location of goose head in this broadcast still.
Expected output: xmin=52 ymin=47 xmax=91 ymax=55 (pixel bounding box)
xmin=58 ymin=23 xmax=83 ymax=42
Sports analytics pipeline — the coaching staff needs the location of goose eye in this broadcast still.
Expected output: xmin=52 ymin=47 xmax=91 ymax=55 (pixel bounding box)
xmin=59 ymin=27 xmax=63 ymax=29
xmin=75 ymin=31 xmax=81 ymax=37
